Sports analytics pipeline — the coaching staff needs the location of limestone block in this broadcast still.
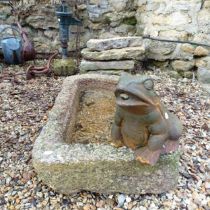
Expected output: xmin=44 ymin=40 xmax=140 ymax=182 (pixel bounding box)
xmin=196 ymin=59 xmax=207 ymax=68
xmin=168 ymin=71 xmax=182 ymax=79
xmin=109 ymin=0 xmax=128 ymax=12
xmin=135 ymin=0 xmax=147 ymax=7
xmin=80 ymin=60 xmax=135 ymax=72
xmin=114 ymin=24 xmax=136 ymax=35
xmin=201 ymin=84 xmax=210 ymax=94
xmin=81 ymin=46 xmax=145 ymax=61
xmin=194 ymin=46 xmax=209 ymax=57
xmin=171 ymin=44 xmax=194 ymax=61
xmin=160 ymin=0 xmax=201 ymax=13
xmin=203 ymin=0 xmax=210 ymax=8
xmin=87 ymin=37 xmax=143 ymax=51
xmin=147 ymin=41 xmax=176 ymax=61
xmin=159 ymin=30 xmax=189 ymax=41
xmin=193 ymin=33 xmax=210 ymax=44
xmin=33 ymin=36 xmax=59 ymax=53
xmin=104 ymin=11 xmax=136 ymax=23
xmin=195 ymin=57 xmax=210 ymax=69
xmin=21 ymin=0 xmax=36 ymax=4
xmin=25 ymin=7 xmax=58 ymax=29
xmin=171 ymin=60 xmax=195 ymax=71
xmin=89 ymin=0 xmax=101 ymax=4
xmin=98 ymin=31 xmax=119 ymax=39
xmin=152 ymin=12 xmax=191 ymax=26
xmin=33 ymin=74 xmax=180 ymax=195
xmin=181 ymin=44 xmax=195 ymax=54
xmin=146 ymin=2 xmax=162 ymax=11
xmin=44 ymin=30 xmax=58 ymax=39
xmin=198 ymin=10 xmax=210 ymax=27
xmin=197 ymin=68 xmax=210 ymax=84
xmin=86 ymin=70 xmax=124 ymax=75
xmin=179 ymin=71 xmax=194 ymax=79
xmin=0 ymin=6 xmax=11 ymax=21
xmin=87 ymin=0 xmax=111 ymax=22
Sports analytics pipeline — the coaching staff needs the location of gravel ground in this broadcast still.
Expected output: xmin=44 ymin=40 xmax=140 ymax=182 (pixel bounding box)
xmin=0 ymin=63 xmax=209 ymax=210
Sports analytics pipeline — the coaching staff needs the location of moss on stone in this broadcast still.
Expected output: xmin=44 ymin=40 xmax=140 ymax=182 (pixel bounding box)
xmin=103 ymin=16 xmax=112 ymax=25
xmin=168 ymin=70 xmax=182 ymax=79
xmin=122 ymin=16 xmax=137 ymax=26
xmin=33 ymin=151 xmax=180 ymax=195
xmin=53 ymin=58 xmax=77 ymax=76
xmin=177 ymin=70 xmax=194 ymax=79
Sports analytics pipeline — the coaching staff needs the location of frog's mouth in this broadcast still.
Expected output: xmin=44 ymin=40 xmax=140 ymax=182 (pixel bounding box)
xmin=115 ymin=89 xmax=155 ymax=107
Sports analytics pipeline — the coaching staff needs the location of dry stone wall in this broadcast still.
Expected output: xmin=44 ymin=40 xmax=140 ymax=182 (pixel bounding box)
xmin=0 ymin=0 xmax=137 ymax=53
xmin=2 ymin=0 xmax=209 ymax=51
xmin=1 ymin=0 xmax=210 ymax=78
xmin=80 ymin=37 xmax=210 ymax=80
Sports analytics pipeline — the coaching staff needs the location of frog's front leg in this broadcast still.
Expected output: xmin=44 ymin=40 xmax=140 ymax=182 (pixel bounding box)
xmin=135 ymin=119 xmax=168 ymax=165
xmin=111 ymin=124 xmax=124 ymax=148
xmin=111 ymin=108 xmax=124 ymax=148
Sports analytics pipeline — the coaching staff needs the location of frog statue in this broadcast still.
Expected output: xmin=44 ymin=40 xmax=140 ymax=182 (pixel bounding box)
xmin=111 ymin=73 xmax=182 ymax=166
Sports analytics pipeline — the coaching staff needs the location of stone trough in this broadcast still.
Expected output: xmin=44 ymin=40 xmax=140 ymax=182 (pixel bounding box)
xmin=32 ymin=74 xmax=180 ymax=195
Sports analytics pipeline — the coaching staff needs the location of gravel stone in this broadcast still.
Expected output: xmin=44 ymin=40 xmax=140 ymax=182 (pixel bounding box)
xmin=0 ymin=62 xmax=209 ymax=209
xmin=117 ymin=194 xmax=126 ymax=207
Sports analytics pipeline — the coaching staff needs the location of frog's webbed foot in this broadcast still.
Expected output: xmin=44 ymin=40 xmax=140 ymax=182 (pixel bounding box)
xmin=135 ymin=146 xmax=161 ymax=166
xmin=161 ymin=140 xmax=179 ymax=154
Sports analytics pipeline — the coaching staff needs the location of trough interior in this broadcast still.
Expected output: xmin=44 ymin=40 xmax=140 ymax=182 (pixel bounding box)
xmin=64 ymin=77 xmax=117 ymax=144
xmin=71 ymin=90 xmax=116 ymax=144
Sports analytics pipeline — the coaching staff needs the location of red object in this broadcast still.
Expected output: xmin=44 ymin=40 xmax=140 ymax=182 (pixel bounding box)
xmin=17 ymin=22 xmax=36 ymax=61
xmin=26 ymin=52 xmax=58 ymax=80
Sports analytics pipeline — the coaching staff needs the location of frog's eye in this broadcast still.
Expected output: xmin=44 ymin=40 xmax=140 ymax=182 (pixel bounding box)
xmin=120 ymin=93 xmax=129 ymax=100
xmin=144 ymin=79 xmax=154 ymax=90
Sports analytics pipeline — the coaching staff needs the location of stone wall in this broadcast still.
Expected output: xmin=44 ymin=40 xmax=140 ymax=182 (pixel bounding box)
xmin=0 ymin=0 xmax=137 ymax=53
xmin=135 ymin=0 xmax=210 ymax=41
xmin=80 ymin=36 xmax=210 ymax=79
xmin=1 ymin=0 xmax=210 ymax=77
xmin=1 ymin=0 xmax=209 ymax=48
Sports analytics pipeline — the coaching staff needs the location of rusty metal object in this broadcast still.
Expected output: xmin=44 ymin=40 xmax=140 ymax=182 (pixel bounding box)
xmin=16 ymin=22 xmax=35 ymax=61
xmin=26 ymin=52 xmax=58 ymax=80
xmin=0 ymin=72 xmax=25 ymax=84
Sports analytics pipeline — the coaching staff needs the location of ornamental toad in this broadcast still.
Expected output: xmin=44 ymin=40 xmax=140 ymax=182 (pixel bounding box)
xmin=111 ymin=73 xmax=182 ymax=165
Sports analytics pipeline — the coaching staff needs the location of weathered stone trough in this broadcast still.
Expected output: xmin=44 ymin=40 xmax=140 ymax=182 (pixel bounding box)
xmin=32 ymin=74 xmax=180 ymax=195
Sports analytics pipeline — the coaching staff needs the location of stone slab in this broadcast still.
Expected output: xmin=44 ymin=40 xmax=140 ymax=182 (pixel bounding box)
xmin=86 ymin=37 xmax=143 ymax=51
xmin=146 ymin=40 xmax=177 ymax=61
xmin=81 ymin=46 xmax=145 ymax=61
xmin=171 ymin=60 xmax=195 ymax=71
xmin=197 ymin=67 xmax=210 ymax=84
xmin=32 ymin=74 xmax=180 ymax=195
xmin=80 ymin=60 xmax=135 ymax=72
xmin=201 ymin=84 xmax=210 ymax=94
